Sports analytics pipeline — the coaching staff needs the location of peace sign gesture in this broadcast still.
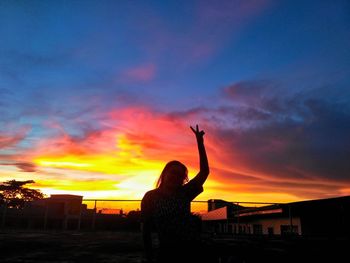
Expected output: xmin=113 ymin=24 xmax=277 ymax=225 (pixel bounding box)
xmin=190 ymin=124 xmax=205 ymax=141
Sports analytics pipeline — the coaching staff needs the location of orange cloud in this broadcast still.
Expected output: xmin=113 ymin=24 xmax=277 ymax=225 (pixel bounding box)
xmin=25 ymin=107 xmax=200 ymax=199
xmin=2 ymin=104 xmax=347 ymax=204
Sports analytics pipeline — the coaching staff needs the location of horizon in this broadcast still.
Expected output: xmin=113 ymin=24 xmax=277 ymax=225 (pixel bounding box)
xmin=1 ymin=1 xmax=349 ymax=203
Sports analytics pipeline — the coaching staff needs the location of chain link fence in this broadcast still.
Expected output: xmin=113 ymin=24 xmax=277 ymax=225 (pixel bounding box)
xmin=1 ymin=197 xmax=349 ymax=238
xmin=0 ymin=199 xmax=294 ymax=235
xmin=0 ymin=199 xmax=213 ymax=231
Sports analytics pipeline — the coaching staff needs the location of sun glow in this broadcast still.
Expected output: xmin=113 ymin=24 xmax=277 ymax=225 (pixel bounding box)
xmin=116 ymin=134 xmax=142 ymax=158
xmin=33 ymin=132 xmax=165 ymax=175
xmin=36 ymin=160 xmax=92 ymax=168
xmin=31 ymin=131 xmax=168 ymax=199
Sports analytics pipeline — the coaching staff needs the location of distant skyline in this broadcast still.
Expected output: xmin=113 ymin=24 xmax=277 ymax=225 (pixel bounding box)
xmin=1 ymin=0 xmax=349 ymax=202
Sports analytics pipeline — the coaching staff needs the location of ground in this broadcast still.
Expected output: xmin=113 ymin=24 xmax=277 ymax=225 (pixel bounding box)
xmin=0 ymin=230 xmax=349 ymax=262
xmin=0 ymin=231 xmax=143 ymax=263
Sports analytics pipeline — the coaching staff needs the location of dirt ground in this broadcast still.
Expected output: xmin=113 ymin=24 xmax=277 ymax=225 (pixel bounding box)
xmin=1 ymin=230 xmax=349 ymax=263
xmin=0 ymin=230 xmax=143 ymax=263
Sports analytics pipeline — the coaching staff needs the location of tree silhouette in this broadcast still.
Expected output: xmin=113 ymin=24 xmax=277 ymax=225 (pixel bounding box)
xmin=0 ymin=180 xmax=45 ymax=208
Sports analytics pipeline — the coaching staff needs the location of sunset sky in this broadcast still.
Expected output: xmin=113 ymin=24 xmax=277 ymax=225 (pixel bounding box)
xmin=0 ymin=0 xmax=349 ymax=203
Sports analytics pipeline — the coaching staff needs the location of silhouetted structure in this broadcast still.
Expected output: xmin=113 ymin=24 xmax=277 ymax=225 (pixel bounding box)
xmin=208 ymin=199 xmax=243 ymax=211
xmin=43 ymin=194 xmax=83 ymax=230
xmin=202 ymin=195 xmax=350 ymax=237
xmin=1 ymin=195 xmax=142 ymax=231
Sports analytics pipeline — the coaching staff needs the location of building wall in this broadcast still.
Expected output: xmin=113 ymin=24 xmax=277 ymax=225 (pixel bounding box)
xmin=238 ymin=217 xmax=301 ymax=235
xmin=203 ymin=217 xmax=302 ymax=236
xmin=201 ymin=206 xmax=227 ymax=221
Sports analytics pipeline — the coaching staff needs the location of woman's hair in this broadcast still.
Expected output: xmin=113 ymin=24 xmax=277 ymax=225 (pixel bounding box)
xmin=156 ymin=160 xmax=189 ymax=189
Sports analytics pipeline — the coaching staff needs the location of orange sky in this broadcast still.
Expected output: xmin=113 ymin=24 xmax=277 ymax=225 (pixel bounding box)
xmin=1 ymin=106 xmax=349 ymax=204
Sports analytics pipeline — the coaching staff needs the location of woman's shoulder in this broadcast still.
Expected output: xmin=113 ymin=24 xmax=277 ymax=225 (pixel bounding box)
xmin=142 ymin=189 xmax=159 ymax=201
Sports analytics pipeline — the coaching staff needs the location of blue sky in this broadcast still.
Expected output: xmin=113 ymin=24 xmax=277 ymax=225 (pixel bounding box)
xmin=0 ymin=0 xmax=349 ymax=201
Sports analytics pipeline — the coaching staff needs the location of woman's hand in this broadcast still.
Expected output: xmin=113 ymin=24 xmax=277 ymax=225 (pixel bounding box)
xmin=190 ymin=124 xmax=205 ymax=141
xmin=190 ymin=124 xmax=209 ymax=185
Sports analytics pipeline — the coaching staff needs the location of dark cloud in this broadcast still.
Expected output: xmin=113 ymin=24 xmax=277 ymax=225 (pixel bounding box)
xmin=0 ymin=161 xmax=37 ymax=173
xmin=14 ymin=162 xmax=37 ymax=172
xmin=169 ymin=80 xmax=350 ymax=185
xmin=218 ymin=81 xmax=350 ymax=181
xmin=223 ymin=80 xmax=273 ymax=103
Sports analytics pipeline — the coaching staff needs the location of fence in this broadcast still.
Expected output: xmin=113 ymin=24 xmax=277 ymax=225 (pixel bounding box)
xmin=0 ymin=199 xmax=285 ymax=232
xmin=81 ymin=200 xmax=281 ymax=215
xmin=1 ymin=197 xmax=349 ymax=237
xmin=82 ymin=199 xmax=209 ymax=214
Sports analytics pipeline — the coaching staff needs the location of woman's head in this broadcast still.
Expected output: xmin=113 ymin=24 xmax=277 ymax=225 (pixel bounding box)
xmin=156 ymin=160 xmax=188 ymax=189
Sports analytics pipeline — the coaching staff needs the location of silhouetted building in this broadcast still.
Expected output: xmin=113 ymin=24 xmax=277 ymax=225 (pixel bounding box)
xmin=1 ymin=194 xmax=142 ymax=231
xmin=43 ymin=194 xmax=83 ymax=230
xmin=202 ymin=196 xmax=350 ymax=237
xmin=1 ymin=194 xmax=84 ymax=230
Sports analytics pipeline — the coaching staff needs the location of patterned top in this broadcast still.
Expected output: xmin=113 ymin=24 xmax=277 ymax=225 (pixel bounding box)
xmin=141 ymin=179 xmax=203 ymax=247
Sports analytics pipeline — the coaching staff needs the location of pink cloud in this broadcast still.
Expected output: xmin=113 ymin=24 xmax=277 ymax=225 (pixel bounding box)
xmin=0 ymin=126 xmax=31 ymax=149
xmin=120 ymin=63 xmax=156 ymax=83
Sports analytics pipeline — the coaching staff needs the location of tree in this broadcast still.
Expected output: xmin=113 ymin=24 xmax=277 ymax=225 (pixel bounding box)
xmin=0 ymin=180 xmax=45 ymax=208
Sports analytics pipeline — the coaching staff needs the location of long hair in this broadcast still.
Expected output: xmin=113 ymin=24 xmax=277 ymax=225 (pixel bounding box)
xmin=156 ymin=160 xmax=189 ymax=189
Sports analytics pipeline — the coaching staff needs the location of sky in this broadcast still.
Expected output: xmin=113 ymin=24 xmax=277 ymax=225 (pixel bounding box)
xmin=0 ymin=0 xmax=349 ymax=203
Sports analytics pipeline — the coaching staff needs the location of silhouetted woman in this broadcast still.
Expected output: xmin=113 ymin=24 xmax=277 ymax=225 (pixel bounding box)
xmin=141 ymin=125 xmax=209 ymax=263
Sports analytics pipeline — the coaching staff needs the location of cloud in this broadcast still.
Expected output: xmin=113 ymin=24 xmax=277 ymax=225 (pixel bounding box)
xmin=120 ymin=63 xmax=156 ymax=83
xmin=0 ymin=127 xmax=30 ymax=149
xmin=0 ymin=162 xmax=37 ymax=173
xmin=218 ymin=81 xmax=350 ymax=182
xmin=14 ymin=162 xmax=37 ymax=172
xmin=33 ymin=106 xmax=193 ymax=159
xmin=11 ymin=82 xmax=349 ymax=201
xmin=159 ymin=80 xmax=350 ymax=200
xmin=223 ymin=80 xmax=273 ymax=104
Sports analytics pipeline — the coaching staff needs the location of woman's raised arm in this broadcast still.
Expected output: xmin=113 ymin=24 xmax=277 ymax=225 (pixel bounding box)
xmin=190 ymin=125 xmax=209 ymax=185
